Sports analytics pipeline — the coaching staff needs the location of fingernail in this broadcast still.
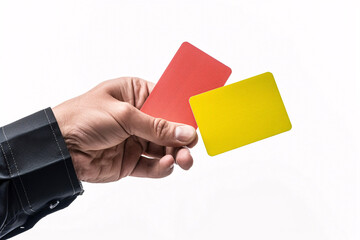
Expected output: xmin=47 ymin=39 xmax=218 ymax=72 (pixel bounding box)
xmin=175 ymin=126 xmax=195 ymax=142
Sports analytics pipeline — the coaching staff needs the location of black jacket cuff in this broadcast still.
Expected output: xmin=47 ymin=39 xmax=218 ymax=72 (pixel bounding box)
xmin=0 ymin=108 xmax=83 ymax=239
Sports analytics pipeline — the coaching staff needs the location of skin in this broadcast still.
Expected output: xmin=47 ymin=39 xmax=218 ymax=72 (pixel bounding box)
xmin=52 ymin=77 xmax=198 ymax=183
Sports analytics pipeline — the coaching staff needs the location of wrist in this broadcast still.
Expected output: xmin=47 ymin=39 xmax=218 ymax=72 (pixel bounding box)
xmin=52 ymin=105 xmax=83 ymax=179
xmin=52 ymin=105 xmax=68 ymax=137
xmin=52 ymin=105 xmax=78 ymax=150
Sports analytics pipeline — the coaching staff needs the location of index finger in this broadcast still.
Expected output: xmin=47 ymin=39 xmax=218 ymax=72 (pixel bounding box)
xmin=104 ymin=77 xmax=155 ymax=109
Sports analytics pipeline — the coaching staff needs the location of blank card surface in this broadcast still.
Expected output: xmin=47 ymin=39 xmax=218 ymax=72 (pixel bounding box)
xmin=141 ymin=42 xmax=231 ymax=128
xmin=189 ymin=72 xmax=292 ymax=156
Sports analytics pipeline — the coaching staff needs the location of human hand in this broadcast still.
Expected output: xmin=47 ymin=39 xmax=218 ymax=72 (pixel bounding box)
xmin=52 ymin=77 xmax=198 ymax=183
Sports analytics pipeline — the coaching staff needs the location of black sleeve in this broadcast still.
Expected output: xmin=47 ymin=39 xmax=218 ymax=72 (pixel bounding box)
xmin=0 ymin=108 xmax=83 ymax=239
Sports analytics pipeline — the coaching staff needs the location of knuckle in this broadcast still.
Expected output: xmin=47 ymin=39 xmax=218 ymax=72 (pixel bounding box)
xmin=130 ymin=78 xmax=143 ymax=108
xmin=118 ymin=103 xmax=134 ymax=133
xmin=133 ymin=79 xmax=142 ymax=93
xmin=117 ymin=102 xmax=133 ymax=117
xmin=131 ymin=77 xmax=142 ymax=88
xmin=96 ymin=79 xmax=115 ymax=92
xmin=113 ymin=102 xmax=135 ymax=135
xmin=153 ymin=118 xmax=168 ymax=139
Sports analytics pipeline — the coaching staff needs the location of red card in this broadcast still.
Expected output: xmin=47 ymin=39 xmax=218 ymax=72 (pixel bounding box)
xmin=141 ymin=42 xmax=231 ymax=128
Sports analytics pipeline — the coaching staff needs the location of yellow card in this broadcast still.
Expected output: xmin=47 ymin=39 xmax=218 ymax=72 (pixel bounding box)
xmin=189 ymin=72 xmax=292 ymax=156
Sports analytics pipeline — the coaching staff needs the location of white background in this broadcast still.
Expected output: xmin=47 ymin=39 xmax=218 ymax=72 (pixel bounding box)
xmin=0 ymin=0 xmax=359 ymax=239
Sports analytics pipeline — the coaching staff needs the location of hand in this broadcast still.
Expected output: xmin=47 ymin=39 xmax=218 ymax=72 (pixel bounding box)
xmin=52 ymin=77 xmax=198 ymax=183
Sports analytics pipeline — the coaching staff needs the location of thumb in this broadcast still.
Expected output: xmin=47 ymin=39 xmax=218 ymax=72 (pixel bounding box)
xmin=117 ymin=103 xmax=197 ymax=147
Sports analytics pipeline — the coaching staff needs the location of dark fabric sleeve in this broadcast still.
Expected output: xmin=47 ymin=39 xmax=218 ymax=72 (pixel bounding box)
xmin=0 ymin=108 xmax=83 ymax=239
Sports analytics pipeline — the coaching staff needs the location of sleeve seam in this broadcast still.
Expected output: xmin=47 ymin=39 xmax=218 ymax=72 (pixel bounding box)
xmin=2 ymin=127 xmax=35 ymax=213
xmin=0 ymin=131 xmax=33 ymax=215
xmin=43 ymin=109 xmax=76 ymax=196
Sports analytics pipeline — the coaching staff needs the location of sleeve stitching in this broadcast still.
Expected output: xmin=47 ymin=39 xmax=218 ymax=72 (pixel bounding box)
xmin=1 ymin=127 xmax=34 ymax=213
xmin=43 ymin=109 xmax=76 ymax=196
xmin=0 ymin=142 xmax=30 ymax=216
xmin=0 ymin=142 xmax=13 ymax=177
